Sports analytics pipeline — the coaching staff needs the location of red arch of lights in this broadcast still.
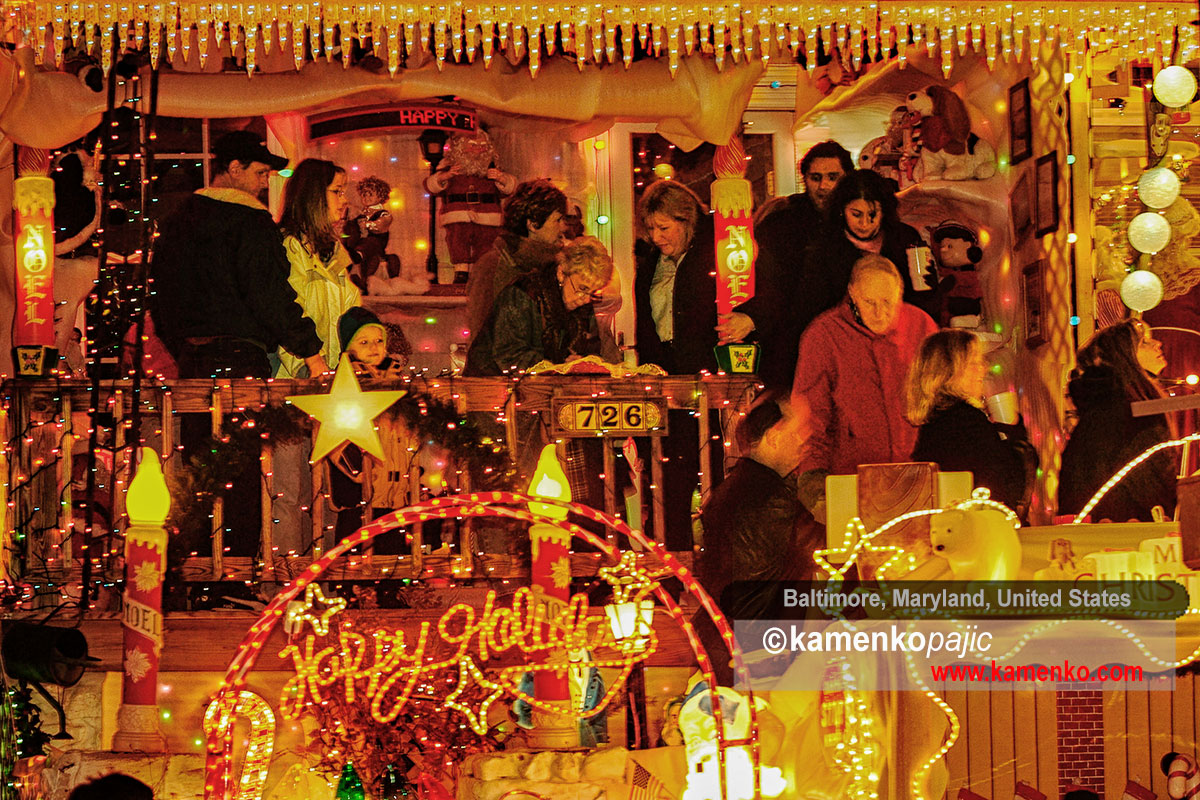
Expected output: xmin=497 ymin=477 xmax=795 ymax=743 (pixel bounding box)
xmin=202 ymin=491 xmax=764 ymax=800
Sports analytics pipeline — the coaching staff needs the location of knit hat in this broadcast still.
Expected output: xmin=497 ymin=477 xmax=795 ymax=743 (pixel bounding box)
xmin=338 ymin=307 xmax=386 ymax=353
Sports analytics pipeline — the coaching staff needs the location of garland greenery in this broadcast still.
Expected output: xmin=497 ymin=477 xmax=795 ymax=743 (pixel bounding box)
xmin=164 ymin=390 xmax=515 ymax=576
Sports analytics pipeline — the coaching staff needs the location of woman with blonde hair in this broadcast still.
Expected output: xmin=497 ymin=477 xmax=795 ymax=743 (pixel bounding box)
xmin=634 ymin=179 xmax=718 ymax=375
xmin=275 ymin=158 xmax=360 ymax=377
xmin=465 ymin=235 xmax=616 ymax=376
xmin=1058 ymin=319 xmax=1176 ymax=521
xmin=907 ymin=329 xmax=1034 ymax=514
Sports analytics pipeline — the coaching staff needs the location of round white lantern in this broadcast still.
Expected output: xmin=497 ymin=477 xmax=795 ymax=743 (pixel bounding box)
xmin=1120 ymin=270 xmax=1164 ymax=312
xmin=1153 ymin=65 xmax=1198 ymax=108
xmin=1128 ymin=212 xmax=1172 ymax=253
xmin=1137 ymin=167 xmax=1181 ymax=209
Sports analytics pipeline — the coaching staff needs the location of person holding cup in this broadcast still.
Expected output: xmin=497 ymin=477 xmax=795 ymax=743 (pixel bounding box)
xmin=907 ymin=329 xmax=1036 ymax=516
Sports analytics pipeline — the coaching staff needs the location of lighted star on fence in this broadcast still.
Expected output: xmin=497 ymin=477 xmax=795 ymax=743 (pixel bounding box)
xmin=285 ymin=583 xmax=348 ymax=637
xmin=286 ymin=354 xmax=406 ymax=463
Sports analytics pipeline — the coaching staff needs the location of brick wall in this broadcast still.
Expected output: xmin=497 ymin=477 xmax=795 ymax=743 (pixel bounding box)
xmin=1056 ymin=684 xmax=1105 ymax=795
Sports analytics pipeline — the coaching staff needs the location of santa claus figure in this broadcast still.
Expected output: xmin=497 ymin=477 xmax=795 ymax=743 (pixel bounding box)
xmin=424 ymin=129 xmax=517 ymax=284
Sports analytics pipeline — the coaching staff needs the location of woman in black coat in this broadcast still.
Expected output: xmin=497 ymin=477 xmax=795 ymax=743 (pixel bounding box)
xmin=1058 ymin=319 xmax=1177 ymax=522
xmin=465 ymin=236 xmax=614 ymax=376
xmin=633 ymin=179 xmax=719 ymax=375
xmin=802 ymin=169 xmax=936 ymax=325
xmin=908 ymin=329 xmax=1035 ymax=515
xmin=632 ymin=179 xmax=722 ymax=549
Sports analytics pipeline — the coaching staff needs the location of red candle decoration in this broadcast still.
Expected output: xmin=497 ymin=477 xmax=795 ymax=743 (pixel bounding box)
xmin=711 ymin=136 xmax=756 ymax=317
xmin=112 ymin=448 xmax=170 ymax=752
xmin=526 ymin=445 xmax=575 ymax=742
xmin=12 ymin=173 xmax=56 ymax=376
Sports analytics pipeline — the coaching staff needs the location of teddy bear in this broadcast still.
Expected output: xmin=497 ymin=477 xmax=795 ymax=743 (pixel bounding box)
xmin=906 ymin=85 xmax=997 ymax=181
xmin=930 ymin=219 xmax=985 ymax=327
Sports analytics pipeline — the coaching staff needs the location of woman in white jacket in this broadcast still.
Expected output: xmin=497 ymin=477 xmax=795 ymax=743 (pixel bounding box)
xmin=275 ymin=158 xmax=360 ymax=377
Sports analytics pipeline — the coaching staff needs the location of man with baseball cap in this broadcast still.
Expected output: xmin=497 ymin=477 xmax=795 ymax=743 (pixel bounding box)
xmin=150 ymin=129 xmax=323 ymax=379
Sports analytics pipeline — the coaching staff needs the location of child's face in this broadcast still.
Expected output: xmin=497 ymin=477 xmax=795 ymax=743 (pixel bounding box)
xmin=347 ymin=325 xmax=387 ymax=367
xmin=359 ymin=188 xmax=383 ymax=206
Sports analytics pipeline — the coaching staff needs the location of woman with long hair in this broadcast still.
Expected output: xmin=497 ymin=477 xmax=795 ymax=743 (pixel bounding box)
xmin=1058 ymin=319 xmax=1177 ymax=521
xmin=907 ymin=329 xmax=1034 ymax=514
xmin=803 ymin=169 xmax=934 ymax=322
xmin=275 ymin=158 xmax=360 ymax=377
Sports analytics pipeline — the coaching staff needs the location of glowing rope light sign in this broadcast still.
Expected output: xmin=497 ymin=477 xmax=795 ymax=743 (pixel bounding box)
xmin=12 ymin=175 xmax=56 ymax=376
xmin=204 ymin=494 xmax=769 ymax=800
xmin=711 ymin=136 xmax=759 ymax=374
xmin=276 ymin=583 xmax=658 ymax=734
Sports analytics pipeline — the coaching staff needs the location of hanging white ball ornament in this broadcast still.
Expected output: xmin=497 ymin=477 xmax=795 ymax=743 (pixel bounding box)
xmin=1120 ymin=270 xmax=1164 ymax=312
xmin=1137 ymin=167 xmax=1181 ymax=209
xmin=1153 ymin=65 xmax=1198 ymax=108
xmin=1127 ymin=212 xmax=1172 ymax=253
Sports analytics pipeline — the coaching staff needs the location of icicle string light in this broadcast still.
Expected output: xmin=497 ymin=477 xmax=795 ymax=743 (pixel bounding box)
xmin=7 ymin=2 xmax=1197 ymax=76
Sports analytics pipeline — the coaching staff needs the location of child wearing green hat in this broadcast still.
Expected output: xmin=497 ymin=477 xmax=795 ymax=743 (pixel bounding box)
xmin=329 ymin=308 xmax=413 ymax=551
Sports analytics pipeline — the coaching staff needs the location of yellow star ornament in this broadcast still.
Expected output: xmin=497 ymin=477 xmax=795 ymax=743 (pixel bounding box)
xmin=286 ymin=354 xmax=406 ymax=463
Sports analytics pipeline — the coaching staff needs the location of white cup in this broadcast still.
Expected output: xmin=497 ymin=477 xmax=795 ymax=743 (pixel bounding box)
xmin=986 ymin=391 xmax=1019 ymax=425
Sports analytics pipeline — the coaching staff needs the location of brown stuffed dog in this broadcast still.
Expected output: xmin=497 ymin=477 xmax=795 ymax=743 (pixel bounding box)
xmin=906 ymin=85 xmax=997 ymax=180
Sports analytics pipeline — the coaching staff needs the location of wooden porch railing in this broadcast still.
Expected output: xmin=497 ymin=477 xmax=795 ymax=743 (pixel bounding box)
xmin=2 ymin=374 xmax=758 ymax=593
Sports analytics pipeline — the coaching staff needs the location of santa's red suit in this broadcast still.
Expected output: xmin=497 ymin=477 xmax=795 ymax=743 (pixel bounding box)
xmin=424 ymin=168 xmax=517 ymax=276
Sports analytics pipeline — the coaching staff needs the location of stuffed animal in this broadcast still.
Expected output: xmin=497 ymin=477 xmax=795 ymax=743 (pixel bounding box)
xmin=859 ymin=106 xmax=923 ymax=189
xmin=930 ymin=220 xmax=985 ymax=328
xmin=929 ymin=507 xmax=1022 ymax=581
xmin=906 ymin=86 xmax=997 ymax=181
xmin=423 ymin=129 xmax=517 ymax=284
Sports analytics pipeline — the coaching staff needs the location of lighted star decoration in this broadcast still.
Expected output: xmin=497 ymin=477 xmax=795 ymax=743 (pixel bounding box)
xmin=132 ymin=561 xmax=161 ymax=592
xmin=598 ymin=551 xmax=657 ymax=604
xmin=285 ymin=583 xmax=348 ymax=637
xmin=442 ymin=656 xmax=504 ymax=735
xmin=125 ymin=647 xmax=151 ymax=683
xmin=286 ymin=354 xmax=406 ymax=463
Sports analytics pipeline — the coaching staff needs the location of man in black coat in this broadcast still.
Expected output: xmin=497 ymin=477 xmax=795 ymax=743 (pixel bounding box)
xmin=150 ymin=130 xmax=324 ymax=379
xmin=727 ymin=141 xmax=854 ymax=390
xmin=695 ymin=392 xmax=819 ymax=683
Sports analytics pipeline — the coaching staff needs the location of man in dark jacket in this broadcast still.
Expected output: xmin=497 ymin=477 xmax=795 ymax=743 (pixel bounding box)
xmin=724 ymin=141 xmax=853 ymax=390
xmin=696 ymin=391 xmax=818 ymax=683
xmin=150 ymin=130 xmax=324 ymax=379
xmin=464 ymin=179 xmax=567 ymax=348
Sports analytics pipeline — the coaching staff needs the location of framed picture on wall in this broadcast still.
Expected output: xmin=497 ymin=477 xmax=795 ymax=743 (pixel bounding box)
xmin=1022 ymin=260 xmax=1047 ymax=348
xmin=1035 ymin=151 xmax=1060 ymax=237
xmin=1010 ymin=169 xmax=1033 ymax=239
xmin=1009 ymin=78 xmax=1033 ymax=166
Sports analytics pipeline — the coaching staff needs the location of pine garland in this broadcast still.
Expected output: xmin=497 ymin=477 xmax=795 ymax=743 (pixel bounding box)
xmin=164 ymin=389 xmax=515 ymax=574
